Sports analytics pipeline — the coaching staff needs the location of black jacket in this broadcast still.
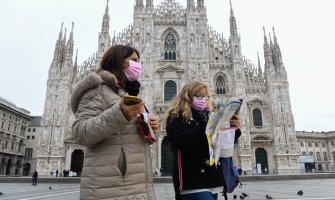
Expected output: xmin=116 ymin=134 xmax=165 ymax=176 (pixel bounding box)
xmin=32 ymin=171 xmax=38 ymax=178
xmin=166 ymin=108 xmax=241 ymax=199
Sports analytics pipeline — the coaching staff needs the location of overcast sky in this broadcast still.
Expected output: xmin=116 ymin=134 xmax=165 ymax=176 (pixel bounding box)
xmin=0 ymin=0 xmax=334 ymax=132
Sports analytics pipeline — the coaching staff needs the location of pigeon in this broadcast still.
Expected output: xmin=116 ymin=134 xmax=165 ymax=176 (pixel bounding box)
xmin=265 ymin=194 xmax=273 ymax=199
xmin=239 ymin=182 xmax=243 ymax=188
xmin=241 ymin=192 xmax=249 ymax=197
xmin=233 ymin=194 xmax=237 ymax=199
xmin=297 ymin=190 xmax=303 ymax=196
xmin=49 ymin=186 xmax=52 ymax=190
xmin=239 ymin=195 xmax=245 ymax=200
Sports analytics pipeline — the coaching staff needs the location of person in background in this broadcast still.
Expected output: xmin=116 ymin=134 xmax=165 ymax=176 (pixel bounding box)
xmin=32 ymin=170 xmax=38 ymax=186
xmin=238 ymin=168 xmax=242 ymax=176
xmin=71 ymin=45 xmax=158 ymax=200
xmin=165 ymin=80 xmax=241 ymax=200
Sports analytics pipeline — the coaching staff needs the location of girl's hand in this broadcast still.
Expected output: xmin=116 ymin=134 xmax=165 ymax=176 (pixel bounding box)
xmin=149 ymin=115 xmax=159 ymax=132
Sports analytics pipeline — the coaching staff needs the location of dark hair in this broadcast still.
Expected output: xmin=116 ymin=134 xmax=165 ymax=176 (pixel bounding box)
xmin=98 ymin=45 xmax=140 ymax=87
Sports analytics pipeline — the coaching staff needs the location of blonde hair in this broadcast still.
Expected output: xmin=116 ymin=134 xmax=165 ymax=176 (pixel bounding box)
xmin=164 ymin=80 xmax=212 ymax=124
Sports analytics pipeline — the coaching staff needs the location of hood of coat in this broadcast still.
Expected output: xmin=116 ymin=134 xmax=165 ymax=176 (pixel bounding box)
xmin=71 ymin=70 xmax=120 ymax=114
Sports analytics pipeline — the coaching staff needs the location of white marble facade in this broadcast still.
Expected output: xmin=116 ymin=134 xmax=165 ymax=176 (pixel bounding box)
xmin=36 ymin=0 xmax=300 ymax=176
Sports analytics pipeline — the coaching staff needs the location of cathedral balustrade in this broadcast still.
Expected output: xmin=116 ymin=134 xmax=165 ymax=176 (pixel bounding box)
xmin=246 ymin=85 xmax=267 ymax=94
xmin=211 ymin=94 xmax=233 ymax=99
xmin=249 ymin=125 xmax=270 ymax=133
xmin=208 ymin=62 xmax=231 ymax=70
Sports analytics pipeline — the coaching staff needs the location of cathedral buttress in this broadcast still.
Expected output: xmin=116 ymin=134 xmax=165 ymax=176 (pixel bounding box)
xmin=263 ymin=28 xmax=299 ymax=174
xmin=186 ymin=0 xmax=209 ymax=83
xmin=36 ymin=23 xmax=75 ymax=176
xmin=228 ymin=1 xmax=244 ymax=95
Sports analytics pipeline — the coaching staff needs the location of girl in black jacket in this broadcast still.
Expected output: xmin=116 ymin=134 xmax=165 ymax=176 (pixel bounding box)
xmin=165 ymin=80 xmax=241 ymax=200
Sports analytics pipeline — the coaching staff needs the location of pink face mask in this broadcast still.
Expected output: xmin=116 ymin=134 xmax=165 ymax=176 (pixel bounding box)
xmin=192 ymin=97 xmax=207 ymax=111
xmin=124 ymin=60 xmax=142 ymax=81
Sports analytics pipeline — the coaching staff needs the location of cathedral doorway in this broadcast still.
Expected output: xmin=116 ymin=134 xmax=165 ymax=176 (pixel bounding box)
xmin=255 ymin=148 xmax=268 ymax=174
xmin=22 ymin=163 xmax=31 ymax=176
xmin=71 ymin=150 xmax=84 ymax=177
xmin=161 ymin=137 xmax=173 ymax=176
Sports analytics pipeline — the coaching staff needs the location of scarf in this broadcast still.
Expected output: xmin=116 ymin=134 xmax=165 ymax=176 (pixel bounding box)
xmin=124 ymin=80 xmax=141 ymax=96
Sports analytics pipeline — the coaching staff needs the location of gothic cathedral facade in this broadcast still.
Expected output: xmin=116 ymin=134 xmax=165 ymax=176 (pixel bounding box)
xmin=36 ymin=0 xmax=300 ymax=176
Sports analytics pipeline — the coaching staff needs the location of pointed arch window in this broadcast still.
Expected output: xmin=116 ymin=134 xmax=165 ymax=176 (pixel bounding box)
xmin=253 ymin=108 xmax=263 ymax=126
xmin=215 ymin=76 xmax=226 ymax=94
xmin=164 ymin=32 xmax=177 ymax=60
xmin=316 ymin=152 xmax=321 ymax=161
xmin=164 ymin=80 xmax=177 ymax=101
xmin=323 ymin=152 xmax=328 ymax=161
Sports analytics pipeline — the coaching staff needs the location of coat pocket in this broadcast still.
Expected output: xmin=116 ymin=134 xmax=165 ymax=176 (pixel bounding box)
xmin=118 ymin=147 xmax=127 ymax=176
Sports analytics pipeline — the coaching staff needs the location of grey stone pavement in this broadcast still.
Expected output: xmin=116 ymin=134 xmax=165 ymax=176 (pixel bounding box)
xmin=0 ymin=179 xmax=335 ymax=200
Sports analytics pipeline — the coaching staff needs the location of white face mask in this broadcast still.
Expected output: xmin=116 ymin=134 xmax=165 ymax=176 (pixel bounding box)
xmin=124 ymin=60 xmax=142 ymax=81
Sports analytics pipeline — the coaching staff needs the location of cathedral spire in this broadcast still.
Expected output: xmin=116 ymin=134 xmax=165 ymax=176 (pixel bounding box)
xmin=229 ymin=1 xmax=238 ymax=36
xmin=273 ymin=27 xmax=278 ymax=45
xmin=197 ymin=0 xmax=204 ymax=9
xmin=257 ymin=52 xmax=263 ymax=76
xmin=53 ymin=23 xmax=64 ymax=61
xmin=269 ymin=32 xmax=273 ymax=48
xmin=73 ymin=49 xmax=78 ymax=81
xmin=187 ymin=0 xmax=195 ymax=11
xmin=105 ymin=0 xmax=109 ymax=14
xmin=98 ymin=0 xmax=111 ymax=57
xmin=68 ymin=22 xmax=74 ymax=42
xmin=63 ymin=27 xmax=67 ymax=44
xmin=101 ymin=0 xmax=110 ymax=34
xmin=65 ymin=22 xmax=74 ymax=62
xmin=135 ymin=0 xmax=143 ymax=9
xmin=146 ymin=0 xmax=153 ymax=8
xmin=272 ymin=27 xmax=283 ymax=66
xmin=74 ymin=49 xmax=78 ymax=70
xmin=58 ymin=22 xmax=63 ymax=41
xmin=263 ymin=27 xmax=268 ymax=46
xmin=263 ymin=27 xmax=269 ymax=62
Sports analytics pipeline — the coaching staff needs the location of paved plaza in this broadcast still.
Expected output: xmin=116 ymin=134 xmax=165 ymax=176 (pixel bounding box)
xmin=0 ymin=179 xmax=334 ymax=200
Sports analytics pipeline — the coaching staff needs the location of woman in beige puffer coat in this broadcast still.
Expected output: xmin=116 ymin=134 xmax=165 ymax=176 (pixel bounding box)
xmin=71 ymin=45 xmax=157 ymax=200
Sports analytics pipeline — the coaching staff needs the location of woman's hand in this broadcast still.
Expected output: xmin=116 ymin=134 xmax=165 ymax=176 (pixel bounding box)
xmin=150 ymin=115 xmax=159 ymax=132
xmin=230 ymin=114 xmax=241 ymax=129
xmin=119 ymin=98 xmax=144 ymax=121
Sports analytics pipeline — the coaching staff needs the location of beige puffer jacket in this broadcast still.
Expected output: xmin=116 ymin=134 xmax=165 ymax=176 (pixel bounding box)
xmin=71 ymin=71 xmax=155 ymax=200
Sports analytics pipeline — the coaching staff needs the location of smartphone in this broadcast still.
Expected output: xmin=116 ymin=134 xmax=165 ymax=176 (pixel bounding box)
xmin=124 ymin=95 xmax=142 ymax=105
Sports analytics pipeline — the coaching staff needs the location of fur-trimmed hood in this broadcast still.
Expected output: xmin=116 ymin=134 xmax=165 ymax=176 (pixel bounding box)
xmin=71 ymin=71 xmax=122 ymax=114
